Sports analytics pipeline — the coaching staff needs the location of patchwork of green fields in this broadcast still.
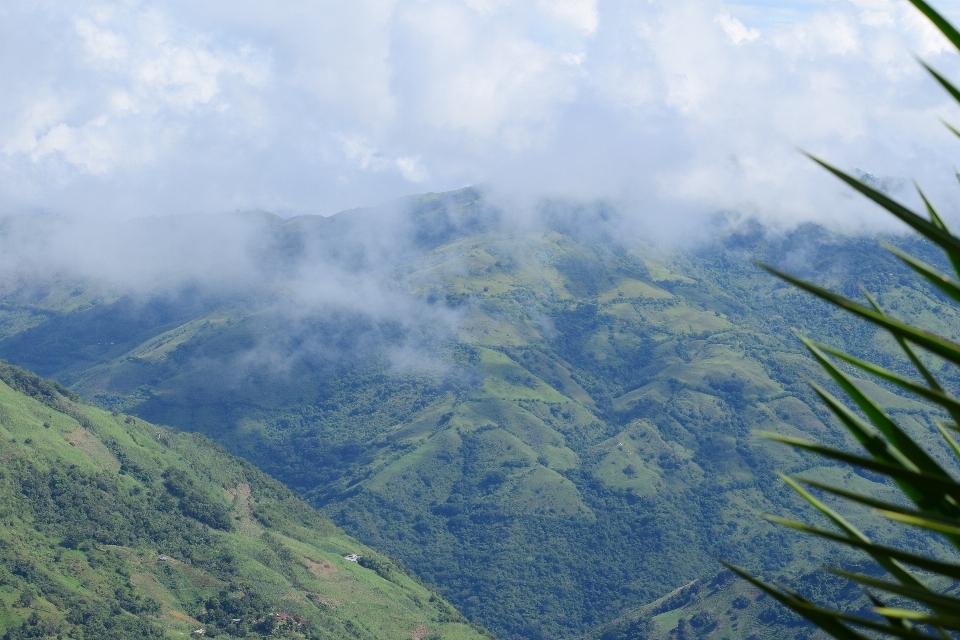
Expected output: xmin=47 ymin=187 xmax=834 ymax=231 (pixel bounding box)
xmin=0 ymin=191 xmax=956 ymax=638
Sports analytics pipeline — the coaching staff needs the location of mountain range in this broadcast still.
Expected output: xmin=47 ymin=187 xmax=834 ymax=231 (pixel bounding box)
xmin=0 ymin=188 xmax=954 ymax=638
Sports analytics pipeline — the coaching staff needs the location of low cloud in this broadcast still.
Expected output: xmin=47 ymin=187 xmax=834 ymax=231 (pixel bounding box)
xmin=0 ymin=0 xmax=958 ymax=230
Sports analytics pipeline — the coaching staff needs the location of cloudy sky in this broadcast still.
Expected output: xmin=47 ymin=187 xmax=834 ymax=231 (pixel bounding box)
xmin=2 ymin=0 xmax=960 ymax=229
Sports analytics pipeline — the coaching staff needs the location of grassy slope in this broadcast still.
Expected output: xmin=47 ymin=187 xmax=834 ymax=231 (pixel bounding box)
xmin=0 ymin=363 xmax=487 ymax=640
xmin=0 ymin=193 xmax=956 ymax=638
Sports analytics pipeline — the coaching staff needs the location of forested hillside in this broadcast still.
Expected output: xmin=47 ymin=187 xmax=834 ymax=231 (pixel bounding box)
xmin=0 ymin=189 xmax=953 ymax=638
xmin=0 ymin=361 xmax=486 ymax=639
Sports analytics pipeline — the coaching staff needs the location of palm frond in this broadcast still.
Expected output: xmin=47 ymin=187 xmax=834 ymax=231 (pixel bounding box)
xmin=724 ymin=4 xmax=960 ymax=637
xmin=759 ymin=432 xmax=960 ymax=506
xmin=756 ymin=262 xmax=960 ymax=366
xmin=810 ymin=342 xmax=960 ymax=424
xmin=861 ymin=285 xmax=943 ymax=386
xmin=828 ymin=569 xmax=960 ymax=612
xmin=764 ymin=516 xmax=960 ymax=580
xmin=882 ymin=241 xmax=960 ymax=307
xmin=906 ymin=0 xmax=960 ymax=51
xmin=797 ymin=478 xmax=960 ymax=533
xmin=936 ymin=423 xmax=960 ymax=462
xmin=800 ymin=337 xmax=952 ymax=478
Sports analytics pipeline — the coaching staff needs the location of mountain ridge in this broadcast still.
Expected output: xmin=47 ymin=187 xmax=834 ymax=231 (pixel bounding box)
xmin=0 ymin=359 xmax=489 ymax=639
xmin=0 ymin=190 xmax=955 ymax=638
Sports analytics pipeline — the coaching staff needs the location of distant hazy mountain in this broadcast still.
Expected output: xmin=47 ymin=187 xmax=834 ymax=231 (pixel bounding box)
xmin=0 ymin=189 xmax=953 ymax=639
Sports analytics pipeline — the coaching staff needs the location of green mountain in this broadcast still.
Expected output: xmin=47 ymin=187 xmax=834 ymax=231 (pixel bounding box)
xmin=0 ymin=361 xmax=488 ymax=639
xmin=0 ymin=189 xmax=954 ymax=638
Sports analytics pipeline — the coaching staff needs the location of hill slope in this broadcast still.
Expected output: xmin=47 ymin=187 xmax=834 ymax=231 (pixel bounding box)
xmin=0 ymin=190 xmax=956 ymax=638
xmin=0 ymin=362 xmax=487 ymax=639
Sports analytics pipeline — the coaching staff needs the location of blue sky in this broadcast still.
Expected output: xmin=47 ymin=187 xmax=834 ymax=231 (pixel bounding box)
xmin=1 ymin=0 xmax=960 ymax=230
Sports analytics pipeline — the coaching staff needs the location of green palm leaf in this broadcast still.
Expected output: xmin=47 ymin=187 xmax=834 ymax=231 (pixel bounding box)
xmin=763 ymin=516 xmax=960 ymax=580
xmin=798 ymin=478 xmax=960 ymax=530
xmin=882 ymin=241 xmax=960 ymax=306
xmin=810 ymin=343 xmax=960 ymax=426
xmin=724 ymin=561 xmax=944 ymax=639
xmin=757 ymin=262 xmax=960 ymax=366
xmin=797 ymin=156 xmax=960 ymax=264
xmin=858 ymin=286 xmax=960 ymax=430
xmin=912 ymin=183 xmax=960 ymax=280
xmin=919 ymin=59 xmax=960 ymax=109
xmin=721 ymin=3 xmax=960 ymax=637
xmin=799 ymin=337 xmax=952 ymax=478
xmin=828 ymin=569 xmax=960 ymax=612
xmin=758 ymin=433 xmax=960 ymax=505
xmin=907 ymin=0 xmax=960 ymax=50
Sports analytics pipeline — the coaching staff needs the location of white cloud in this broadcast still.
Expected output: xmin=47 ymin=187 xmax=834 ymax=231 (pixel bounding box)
xmin=859 ymin=9 xmax=895 ymax=29
xmin=31 ymin=118 xmax=116 ymax=175
xmin=539 ymin=0 xmax=600 ymax=34
xmin=342 ymin=136 xmax=392 ymax=172
xmin=773 ymin=10 xmax=862 ymax=56
xmin=463 ymin=0 xmax=514 ymax=19
xmin=340 ymin=136 xmax=429 ymax=182
xmin=75 ymin=17 xmax=129 ymax=62
xmin=0 ymin=3 xmax=269 ymax=185
xmin=716 ymin=13 xmax=760 ymax=44
xmin=396 ymin=156 xmax=429 ymax=182
xmin=0 ymin=0 xmax=959 ymax=230
xmin=389 ymin=0 xmax=582 ymax=148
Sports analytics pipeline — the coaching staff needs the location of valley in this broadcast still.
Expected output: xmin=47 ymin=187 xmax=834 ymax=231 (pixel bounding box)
xmin=0 ymin=189 xmax=955 ymax=638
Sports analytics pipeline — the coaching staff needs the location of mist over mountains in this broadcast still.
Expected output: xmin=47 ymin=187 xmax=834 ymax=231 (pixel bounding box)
xmin=4 ymin=0 xmax=960 ymax=228
xmin=5 ymin=0 xmax=960 ymax=637
xmin=0 ymin=189 xmax=956 ymax=638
